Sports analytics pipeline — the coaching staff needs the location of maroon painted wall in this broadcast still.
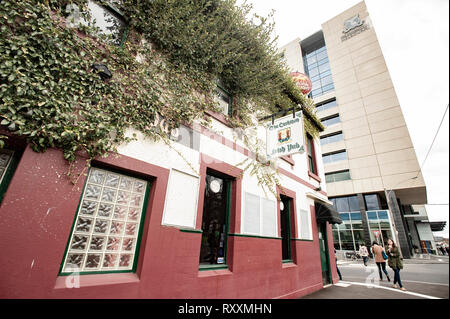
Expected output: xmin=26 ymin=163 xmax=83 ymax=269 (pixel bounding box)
xmin=0 ymin=145 xmax=336 ymax=299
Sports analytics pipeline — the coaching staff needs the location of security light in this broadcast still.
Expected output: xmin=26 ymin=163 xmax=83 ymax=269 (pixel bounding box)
xmin=92 ymin=63 xmax=112 ymax=80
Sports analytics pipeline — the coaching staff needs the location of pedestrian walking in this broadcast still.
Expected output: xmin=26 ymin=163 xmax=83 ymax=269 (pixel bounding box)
xmin=386 ymin=238 xmax=405 ymax=291
xmin=371 ymin=241 xmax=390 ymax=282
xmin=335 ymin=249 xmax=342 ymax=280
xmin=359 ymin=244 xmax=369 ymax=266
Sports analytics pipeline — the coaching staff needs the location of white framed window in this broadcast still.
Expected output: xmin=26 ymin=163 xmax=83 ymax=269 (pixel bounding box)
xmin=60 ymin=167 xmax=149 ymax=274
xmin=162 ymin=169 xmax=200 ymax=229
xmin=298 ymin=208 xmax=313 ymax=240
xmin=243 ymin=192 xmax=277 ymax=237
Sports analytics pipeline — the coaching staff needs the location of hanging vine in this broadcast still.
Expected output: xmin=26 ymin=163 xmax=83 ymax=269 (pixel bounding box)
xmin=0 ymin=0 xmax=323 ymax=192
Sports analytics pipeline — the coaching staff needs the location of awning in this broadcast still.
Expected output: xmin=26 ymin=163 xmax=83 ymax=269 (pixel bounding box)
xmin=315 ymin=202 xmax=342 ymax=224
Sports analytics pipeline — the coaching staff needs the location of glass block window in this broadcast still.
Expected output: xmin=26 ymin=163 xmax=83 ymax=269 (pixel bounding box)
xmin=60 ymin=167 xmax=148 ymax=274
xmin=0 ymin=150 xmax=14 ymax=184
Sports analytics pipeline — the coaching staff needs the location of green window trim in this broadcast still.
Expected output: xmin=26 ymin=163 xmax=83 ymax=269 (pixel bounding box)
xmin=0 ymin=149 xmax=21 ymax=205
xmin=58 ymin=166 xmax=151 ymax=276
xmin=198 ymin=264 xmax=229 ymax=272
xmin=179 ymin=228 xmax=203 ymax=234
xmin=228 ymin=233 xmax=282 ymax=240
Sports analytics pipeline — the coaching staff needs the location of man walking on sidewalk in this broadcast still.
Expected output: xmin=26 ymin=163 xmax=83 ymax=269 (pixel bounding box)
xmin=359 ymin=244 xmax=369 ymax=266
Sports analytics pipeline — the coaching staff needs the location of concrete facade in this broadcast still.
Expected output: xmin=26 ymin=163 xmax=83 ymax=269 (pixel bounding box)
xmin=281 ymin=1 xmax=427 ymax=258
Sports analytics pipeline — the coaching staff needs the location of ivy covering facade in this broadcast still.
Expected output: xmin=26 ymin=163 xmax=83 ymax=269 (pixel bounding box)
xmin=0 ymin=0 xmax=323 ymax=190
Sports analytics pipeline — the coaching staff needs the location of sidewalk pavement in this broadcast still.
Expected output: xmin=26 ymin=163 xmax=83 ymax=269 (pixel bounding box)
xmin=337 ymin=255 xmax=449 ymax=265
xmin=301 ymin=280 xmax=449 ymax=299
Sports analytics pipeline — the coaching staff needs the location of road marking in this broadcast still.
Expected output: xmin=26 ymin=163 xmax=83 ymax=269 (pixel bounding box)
xmin=334 ymin=282 xmax=351 ymax=287
xmin=342 ymin=276 xmax=449 ymax=286
xmin=401 ymin=280 xmax=449 ymax=286
xmin=339 ymin=281 xmax=441 ymax=299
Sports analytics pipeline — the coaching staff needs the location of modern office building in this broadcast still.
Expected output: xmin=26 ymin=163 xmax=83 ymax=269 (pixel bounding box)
xmin=281 ymin=1 xmax=429 ymax=258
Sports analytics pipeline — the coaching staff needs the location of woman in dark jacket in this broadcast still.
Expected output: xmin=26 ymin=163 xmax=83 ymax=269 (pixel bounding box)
xmin=386 ymin=238 xmax=405 ymax=291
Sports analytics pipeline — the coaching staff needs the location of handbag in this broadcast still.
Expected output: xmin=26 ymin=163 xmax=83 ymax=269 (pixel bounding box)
xmin=382 ymin=250 xmax=388 ymax=260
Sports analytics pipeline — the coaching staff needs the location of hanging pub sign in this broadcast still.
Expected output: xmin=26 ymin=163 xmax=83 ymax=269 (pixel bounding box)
xmin=290 ymin=72 xmax=312 ymax=95
xmin=266 ymin=111 xmax=305 ymax=159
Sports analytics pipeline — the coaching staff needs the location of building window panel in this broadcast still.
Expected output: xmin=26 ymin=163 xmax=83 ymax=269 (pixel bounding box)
xmin=61 ymin=167 xmax=149 ymax=274
xmin=325 ymin=170 xmax=351 ymax=183
xmin=318 ymin=62 xmax=330 ymax=73
xmin=317 ymin=57 xmax=329 ymax=66
xmin=306 ymin=54 xmax=316 ymax=63
xmin=322 ymin=83 xmax=335 ymax=93
xmin=320 ymin=74 xmax=333 ymax=87
xmin=311 ymin=80 xmax=322 ymax=90
xmin=320 ymin=132 xmax=344 ymax=145
xmin=84 ymin=1 xmax=128 ymax=46
xmin=348 ymin=196 xmax=360 ymax=212
xmin=364 ymin=194 xmax=380 ymax=210
xmin=310 ymin=89 xmax=323 ymax=98
xmin=308 ymin=67 xmax=319 ymax=78
xmin=316 ymin=99 xmax=337 ymax=112
xmin=323 ymin=150 xmax=347 ymax=164
xmin=316 ymin=51 xmax=328 ymax=62
xmin=321 ymin=115 xmax=340 ymax=127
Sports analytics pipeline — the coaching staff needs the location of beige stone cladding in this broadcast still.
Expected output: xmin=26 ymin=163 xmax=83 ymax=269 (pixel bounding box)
xmin=318 ymin=1 xmax=425 ymax=198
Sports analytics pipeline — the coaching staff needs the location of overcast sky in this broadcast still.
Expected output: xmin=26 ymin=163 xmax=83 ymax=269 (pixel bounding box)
xmin=238 ymin=0 xmax=449 ymax=237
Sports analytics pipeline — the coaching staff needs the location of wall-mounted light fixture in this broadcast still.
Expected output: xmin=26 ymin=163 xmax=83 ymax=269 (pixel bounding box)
xmin=92 ymin=63 xmax=112 ymax=80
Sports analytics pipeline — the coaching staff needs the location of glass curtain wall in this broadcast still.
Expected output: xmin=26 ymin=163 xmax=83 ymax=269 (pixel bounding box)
xmin=303 ymin=46 xmax=334 ymax=98
xmin=331 ymin=196 xmax=364 ymax=251
xmin=366 ymin=210 xmax=393 ymax=247
xmin=301 ymin=32 xmax=335 ymax=99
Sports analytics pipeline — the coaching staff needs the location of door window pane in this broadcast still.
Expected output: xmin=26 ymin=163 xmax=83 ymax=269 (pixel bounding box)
xmin=339 ymin=230 xmax=355 ymax=251
xmin=333 ymin=231 xmax=341 ymax=250
xmin=280 ymin=196 xmax=292 ymax=260
xmin=199 ymin=173 xmax=230 ymax=267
